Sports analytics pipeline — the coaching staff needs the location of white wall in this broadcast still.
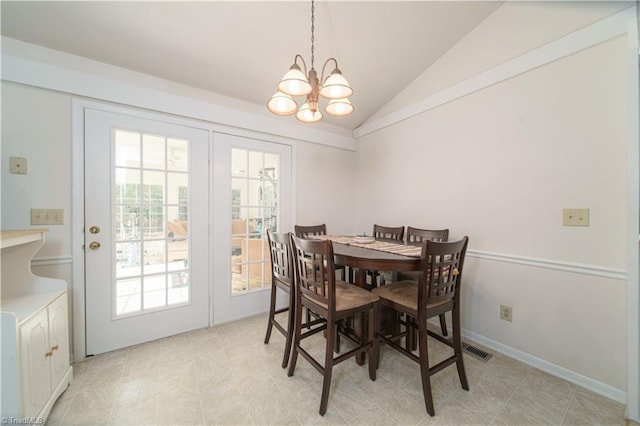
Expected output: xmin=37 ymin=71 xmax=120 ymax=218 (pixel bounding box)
xmin=295 ymin=142 xmax=355 ymax=234
xmin=354 ymin=3 xmax=630 ymax=399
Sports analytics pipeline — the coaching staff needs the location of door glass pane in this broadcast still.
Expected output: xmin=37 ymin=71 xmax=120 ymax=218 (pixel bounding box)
xmin=142 ymin=134 xmax=165 ymax=169
xmin=113 ymin=129 xmax=191 ymax=318
xmin=116 ymin=278 xmax=141 ymax=315
xmin=231 ymin=149 xmax=247 ymax=177
xmin=167 ymin=138 xmax=188 ymax=172
xmin=114 ymin=130 xmax=140 ymax=168
xmin=230 ymin=149 xmax=277 ymax=295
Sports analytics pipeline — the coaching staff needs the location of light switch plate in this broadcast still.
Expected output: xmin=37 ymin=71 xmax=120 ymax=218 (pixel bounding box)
xmin=563 ymin=208 xmax=589 ymax=226
xmin=31 ymin=209 xmax=64 ymax=225
xmin=9 ymin=156 xmax=27 ymax=174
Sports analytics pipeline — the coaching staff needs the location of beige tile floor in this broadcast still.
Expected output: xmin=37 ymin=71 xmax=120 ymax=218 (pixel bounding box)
xmin=47 ymin=313 xmax=626 ymax=425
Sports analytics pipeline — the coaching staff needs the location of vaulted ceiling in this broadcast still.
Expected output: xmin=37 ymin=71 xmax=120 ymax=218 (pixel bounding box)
xmin=1 ymin=1 xmax=503 ymax=131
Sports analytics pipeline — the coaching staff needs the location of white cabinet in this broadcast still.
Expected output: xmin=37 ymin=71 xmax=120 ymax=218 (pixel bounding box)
xmin=1 ymin=230 xmax=73 ymax=424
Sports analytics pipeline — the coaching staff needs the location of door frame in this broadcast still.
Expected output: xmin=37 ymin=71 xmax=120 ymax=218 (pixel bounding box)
xmin=72 ymin=99 xmax=298 ymax=362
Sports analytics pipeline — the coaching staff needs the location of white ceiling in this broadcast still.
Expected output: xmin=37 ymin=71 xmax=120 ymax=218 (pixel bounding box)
xmin=1 ymin=1 xmax=503 ymax=131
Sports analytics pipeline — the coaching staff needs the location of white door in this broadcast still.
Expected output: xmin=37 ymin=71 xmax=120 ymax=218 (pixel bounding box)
xmin=85 ymin=109 xmax=209 ymax=355
xmin=212 ymin=133 xmax=293 ymax=324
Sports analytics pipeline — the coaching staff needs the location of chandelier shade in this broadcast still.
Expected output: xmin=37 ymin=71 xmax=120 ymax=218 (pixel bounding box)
xmin=296 ymin=102 xmax=323 ymax=123
xmin=325 ymin=98 xmax=354 ymax=116
xmin=267 ymin=91 xmax=298 ymax=116
xmin=266 ymin=0 xmax=353 ymax=124
xmin=319 ymin=70 xmax=353 ymax=99
xmin=278 ymin=62 xmax=312 ymax=96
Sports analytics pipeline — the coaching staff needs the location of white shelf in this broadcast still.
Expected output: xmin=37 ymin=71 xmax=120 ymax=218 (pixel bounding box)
xmin=1 ymin=290 xmax=65 ymax=324
xmin=1 ymin=229 xmax=48 ymax=249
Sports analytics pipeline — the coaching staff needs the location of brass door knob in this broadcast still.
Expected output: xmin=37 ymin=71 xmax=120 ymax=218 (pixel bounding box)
xmin=89 ymin=225 xmax=101 ymax=234
xmin=89 ymin=241 xmax=101 ymax=250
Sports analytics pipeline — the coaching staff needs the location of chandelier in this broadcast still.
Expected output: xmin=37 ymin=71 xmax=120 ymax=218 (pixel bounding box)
xmin=266 ymin=0 xmax=354 ymax=123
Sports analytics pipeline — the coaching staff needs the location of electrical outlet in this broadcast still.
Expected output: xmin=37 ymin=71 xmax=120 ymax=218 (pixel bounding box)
xmin=9 ymin=156 xmax=28 ymax=174
xmin=31 ymin=209 xmax=64 ymax=225
xmin=563 ymin=208 xmax=589 ymax=226
xmin=500 ymin=304 xmax=513 ymax=322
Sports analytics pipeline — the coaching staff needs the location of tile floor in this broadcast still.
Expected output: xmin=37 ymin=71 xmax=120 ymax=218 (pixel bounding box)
xmin=47 ymin=313 xmax=626 ymax=425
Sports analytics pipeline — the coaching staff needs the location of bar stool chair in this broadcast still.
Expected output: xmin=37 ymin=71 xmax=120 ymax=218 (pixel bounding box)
xmin=294 ymin=224 xmax=347 ymax=281
xmin=263 ymin=230 xmax=296 ymax=368
xmin=372 ymin=237 xmax=470 ymax=416
xmin=288 ymin=234 xmax=379 ymax=416
xmin=367 ymin=224 xmax=405 ymax=287
xmin=400 ymin=227 xmax=450 ymax=338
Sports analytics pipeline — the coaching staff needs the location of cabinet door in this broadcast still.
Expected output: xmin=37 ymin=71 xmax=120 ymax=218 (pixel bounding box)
xmin=19 ymin=309 xmax=52 ymax=418
xmin=48 ymin=295 xmax=69 ymax=387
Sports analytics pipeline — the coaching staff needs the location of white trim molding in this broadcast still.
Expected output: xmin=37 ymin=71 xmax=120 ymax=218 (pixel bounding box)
xmin=468 ymin=250 xmax=627 ymax=281
xmin=626 ymin=2 xmax=640 ymax=421
xmin=463 ymin=329 xmax=626 ymax=405
xmin=31 ymin=255 xmax=72 ymax=267
xmin=355 ymin=6 xmax=635 ymax=138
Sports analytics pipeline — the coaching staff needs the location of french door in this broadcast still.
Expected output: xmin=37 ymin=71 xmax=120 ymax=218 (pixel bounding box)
xmin=84 ymin=109 xmax=209 ymax=355
xmin=212 ymin=133 xmax=293 ymax=324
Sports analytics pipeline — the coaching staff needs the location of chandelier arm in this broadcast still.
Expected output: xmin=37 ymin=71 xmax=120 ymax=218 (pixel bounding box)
xmin=294 ymin=54 xmax=308 ymax=76
xmin=320 ymin=57 xmax=339 ymax=84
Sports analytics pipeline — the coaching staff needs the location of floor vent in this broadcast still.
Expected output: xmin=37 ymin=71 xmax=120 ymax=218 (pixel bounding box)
xmin=463 ymin=343 xmax=493 ymax=362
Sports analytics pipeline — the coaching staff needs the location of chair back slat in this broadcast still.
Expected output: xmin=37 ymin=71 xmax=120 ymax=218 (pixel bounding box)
xmin=373 ymin=224 xmax=405 ymax=241
xmin=267 ymin=231 xmax=294 ymax=289
xmin=295 ymin=224 xmax=327 ymax=238
xmin=290 ymin=234 xmax=335 ymax=311
xmin=418 ymin=237 xmax=469 ymax=308
xmin=406 ymin=227 xmax=449 ymax=244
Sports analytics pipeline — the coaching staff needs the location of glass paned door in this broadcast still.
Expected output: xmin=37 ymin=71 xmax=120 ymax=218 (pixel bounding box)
xmin=212 ymin=133 xmax=292 ymax=324
xmin=230 ymin=148 xmax=280 ymax=294
xmin=114 ymin=131 xmax=190 ymax=316
xmin=85 ymin=109 xmax=209 ymax=355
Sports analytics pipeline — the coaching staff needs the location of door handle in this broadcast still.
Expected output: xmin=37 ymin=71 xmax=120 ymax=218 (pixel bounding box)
xmin=89 ymin=225 xmax=101 ymax=234
xmin=89 ymin=241 xmax=101 ymax=250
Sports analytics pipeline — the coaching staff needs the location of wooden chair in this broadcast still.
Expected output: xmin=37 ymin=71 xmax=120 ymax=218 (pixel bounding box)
xmin=263 ymin=231 xmax=296 ymax=368
xmin=372 ymin=237 xmax=470 ymax=416
xmin=406 ymin=227 xmax=449 ymax=244
xmin=288 ymin=234 xmax=379 ymax=416
xmin=368 ymin=224 xmax=405 ymax=287
xmin=401 ymin=227 xmax=450 ymax=337
xmin=373 ymin=224 xmax=405 ymax=241
xmin=294 ymin=224 xmax=348 ymax=281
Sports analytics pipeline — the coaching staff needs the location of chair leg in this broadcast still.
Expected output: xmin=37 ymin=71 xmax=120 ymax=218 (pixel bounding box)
xmin=405 ymin=315 xmax=417 ymax=352
xmin=264 ymin=284 xmax=277 ymax=344
xmin=417 ymin=320 xmax=435 ymax=416
xmin=319 ymin=320 xmax=336 ymax=416
xmin=439 ymin=314 xmax=448 ymax=337
xmin=287 ymin=300 xmax=303 ymax=378
xmin=369 ymin=304 xmax=378 ymax=380
xmin=281 ymin=292 xmax=295 ymax=369
xmin=452 ymin=308 xmax=469 ymax=390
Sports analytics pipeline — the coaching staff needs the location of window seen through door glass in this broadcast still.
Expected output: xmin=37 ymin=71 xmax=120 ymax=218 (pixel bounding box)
xmin=230 ymin=148 xmax=279 ymax=294
xmin=113 ymin=129 xmax=191 ymax=318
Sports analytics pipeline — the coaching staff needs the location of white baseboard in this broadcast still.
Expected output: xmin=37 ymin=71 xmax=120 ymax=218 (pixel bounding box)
xmin=462 ymin=328 xmax=626 ymax=404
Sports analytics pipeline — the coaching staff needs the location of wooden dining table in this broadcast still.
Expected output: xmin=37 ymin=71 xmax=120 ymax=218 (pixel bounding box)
xmin=332 ymin=241 xmax=421 ymax=287
xmin=313 ymin=236 xmax=423 ymax=364
xmin=311 ymin=235 xmax=422 ymax=284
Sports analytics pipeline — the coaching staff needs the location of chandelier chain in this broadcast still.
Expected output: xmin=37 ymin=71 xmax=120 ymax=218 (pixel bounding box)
xmin=310 ymin=0 xmax=315 ymax=70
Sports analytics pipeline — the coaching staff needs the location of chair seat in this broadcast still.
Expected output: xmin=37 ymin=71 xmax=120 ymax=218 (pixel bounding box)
xmin=310 ymin=281 xmax=379 ymax=312
xmin=336 ymin=281 xmax=379 ymax=312
xmin=372 ymin=280 xmax=448 ymax=313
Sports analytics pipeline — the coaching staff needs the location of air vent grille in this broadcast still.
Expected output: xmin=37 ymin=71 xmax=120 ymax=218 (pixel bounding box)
xmin=463 ymin=343 xmax=493 ymax=362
